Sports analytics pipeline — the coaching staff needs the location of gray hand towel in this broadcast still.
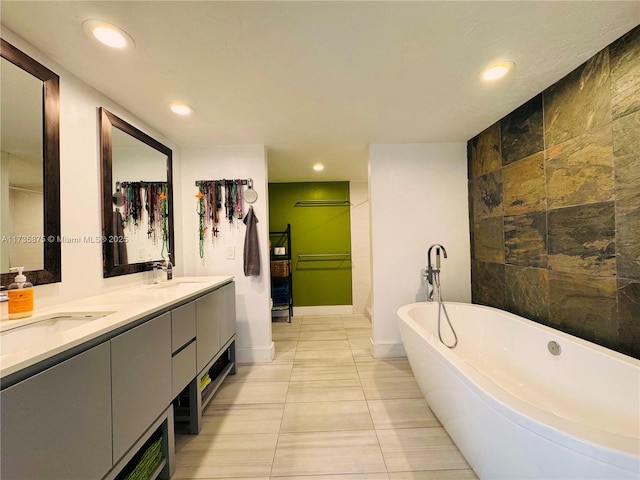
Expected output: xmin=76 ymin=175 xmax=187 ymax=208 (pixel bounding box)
xmin=243 ymin=206 xmax=260 ymax=276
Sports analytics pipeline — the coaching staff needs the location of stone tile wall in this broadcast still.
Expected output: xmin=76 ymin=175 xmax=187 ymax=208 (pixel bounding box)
xmin=467 ymin=26 xmax=640 ymax=359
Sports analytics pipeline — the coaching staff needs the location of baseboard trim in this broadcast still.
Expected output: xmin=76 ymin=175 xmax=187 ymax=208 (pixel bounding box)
xmin=370 ymin=339 xmax=406 ymax=358
xmin=293 ymin=305 xmax=354 ymax=316
xmin=236 ymin=342 xmax=274 ymax=364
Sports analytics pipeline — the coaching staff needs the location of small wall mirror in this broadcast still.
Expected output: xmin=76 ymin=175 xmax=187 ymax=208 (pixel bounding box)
xmin=0 ymin=39 xmax=61 ymax=287
xmin=100 ymin=108 xmax=174 ymax=278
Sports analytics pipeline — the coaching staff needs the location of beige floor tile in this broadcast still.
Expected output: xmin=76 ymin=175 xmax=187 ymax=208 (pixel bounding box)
xmin=345 ymin=327 xmax=373 ymax=338
xmin=298 ymin=330 xmax=348 ymax=341
xmin=272 ymin=474 xmax=389 ymax=480
xmin=272 ymin=320 xmax=300 ymax=331
xmin=286 ymin=379 xmax=365 ymax=402
xmin=201 ymin=403 xmax=284 ymax=434
xmin=291 ymin=315 xmax=304 ymax=322
xmin=360 ymin=376 xmax=423 ymax=400
xmin=296 ymin=339 xmax=351 ymax=351
xmin=272 ymin=341 xmax=297 ymax=364
xmin=225 ymin=363 xmax=293 ymax=382
xmin=273 ymin=314 xmax=300 ymax=321
xmin=388 ymin=469 xmax=478 ymax=479
xmin=271 ymin=430 xmax=387 ymax=476
xmin=302 ymin=315 xmax=343 ymax=325
xmin=183 ymin=477 xmax=269 ymax=480
xmin=348 ymin=333 xmax=372 ymax=341
xmin=343 ymin=313 xmax=369 ymax=318
xmin=174 ymin=471 xmax=269 ymax=480
xmin=290 ymin=362 xmax=359 ymax=382
xmin=355 ymin=357 xmax=415 ymax=379
xmin=341 ymin=314 xmax=371 ymax=324
xmin=349 ymin=337 xmax=372 ymax=358
xmin=299 ymin=323 xmax=345 ymax=333
xmin=300 ymin=323 xmax=347 ymax=339
xmin=174 ymin=433 xmax=278 ymax=478
xmin=376 ymin=427 xmax=471 ymax=472
xmin=367 ymin=398 xmax=440 ymax=429
xmin=213 ymin=381 xmax=289 ymax=404
xmin=272 ymin=329 xmax=301 ymax=341
xmin=294 ymin=347 xmax=354 ymax=364
xmin=342 ymin=322 xmax=371 ymax=329
xmin=280 ymin=400 xmax=374 ymax=432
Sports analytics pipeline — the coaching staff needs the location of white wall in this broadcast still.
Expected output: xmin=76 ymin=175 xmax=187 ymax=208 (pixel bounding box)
xmin=180 ymin=146 xmax=272 ymax=364
xmin=369 ymin=143 xmax=471 ymax=357
xmin=1 ymin=29 xmax=180 ymax=311
xmin=349 ymin=181 xmax=371 ymax=316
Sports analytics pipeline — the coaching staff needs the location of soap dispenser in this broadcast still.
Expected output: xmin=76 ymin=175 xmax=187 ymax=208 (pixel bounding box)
xmin=8 ymin=267 xmax=34 ymax=319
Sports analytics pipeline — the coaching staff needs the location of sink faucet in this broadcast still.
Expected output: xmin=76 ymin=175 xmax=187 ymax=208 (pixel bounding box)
xmin=425 ymin=244 xmax=447 ymax=301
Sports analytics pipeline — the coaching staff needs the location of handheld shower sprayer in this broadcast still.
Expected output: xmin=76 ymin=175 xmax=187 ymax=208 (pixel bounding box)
xmin=424 ymin=243 xmax=457 ymax=348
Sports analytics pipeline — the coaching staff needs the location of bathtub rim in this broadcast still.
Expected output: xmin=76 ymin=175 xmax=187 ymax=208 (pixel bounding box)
xmin=397 ymin=301 xmax=640 ymax=473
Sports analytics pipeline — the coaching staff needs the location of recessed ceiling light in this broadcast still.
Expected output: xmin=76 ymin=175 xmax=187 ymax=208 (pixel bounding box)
xmin=169 ymin=103 xmax=194 ymax=115
xmin=313 ymin=163 xmax=324 ymax=172
xmin=482 ymin=61 xmax=515 ymax=81
xmin=82 ymin=20 xmax=135 ymax=49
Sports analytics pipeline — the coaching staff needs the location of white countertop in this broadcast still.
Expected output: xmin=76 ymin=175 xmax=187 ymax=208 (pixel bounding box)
xmin=0 ymin=276 xmax=233 ymax=380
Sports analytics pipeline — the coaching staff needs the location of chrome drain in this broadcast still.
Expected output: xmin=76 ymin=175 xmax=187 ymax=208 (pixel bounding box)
xmin=547 ymin=341 xmax=561 ymax=356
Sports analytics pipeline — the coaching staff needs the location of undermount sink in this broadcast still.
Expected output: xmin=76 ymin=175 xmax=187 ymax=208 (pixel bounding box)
xmin=0 ymin=311 xmax=115 ymax=359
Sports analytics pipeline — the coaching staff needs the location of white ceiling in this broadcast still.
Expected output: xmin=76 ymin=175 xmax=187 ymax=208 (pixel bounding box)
xmin=2 ymin=1 xmax=638 ymax=182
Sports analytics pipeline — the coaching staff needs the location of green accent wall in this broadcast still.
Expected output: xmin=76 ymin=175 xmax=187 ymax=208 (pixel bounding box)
xmin=269 ymin=182 xmax=352 ymax=307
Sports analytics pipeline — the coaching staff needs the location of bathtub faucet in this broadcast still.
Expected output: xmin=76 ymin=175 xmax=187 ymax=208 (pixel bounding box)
xmin=426 ymin=244 xmax=447 ymax=301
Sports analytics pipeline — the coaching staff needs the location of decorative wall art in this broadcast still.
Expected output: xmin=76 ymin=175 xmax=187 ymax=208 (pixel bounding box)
xmin=195 ymin=179 xmax=254 ymax=259
xmin=114 ymin=181 xmax=169 ymax=260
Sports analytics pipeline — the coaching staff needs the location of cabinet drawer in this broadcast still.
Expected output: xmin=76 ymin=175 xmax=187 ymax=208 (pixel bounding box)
xmin=172 ymin=341 xmax=196 ymax=398
xmin=172 ymin=301 xmax=196 ymax=352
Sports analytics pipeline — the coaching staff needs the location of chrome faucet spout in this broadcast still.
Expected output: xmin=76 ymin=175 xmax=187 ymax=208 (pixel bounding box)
xmin=427 ymin=244 xmax=447 ymax=267
xmin=425 ymin=244 xmax=447 ymax=301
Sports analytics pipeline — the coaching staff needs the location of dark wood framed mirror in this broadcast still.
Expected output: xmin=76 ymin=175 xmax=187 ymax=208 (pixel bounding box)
xmin=100 ymin=108 xmax=174 ymax=278
xmin=0 ymin=38 xmax=61 ymax=287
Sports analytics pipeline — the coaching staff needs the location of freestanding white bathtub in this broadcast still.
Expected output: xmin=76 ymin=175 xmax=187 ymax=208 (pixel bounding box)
xmin=397 ymin=301 xmax=640 ymax=480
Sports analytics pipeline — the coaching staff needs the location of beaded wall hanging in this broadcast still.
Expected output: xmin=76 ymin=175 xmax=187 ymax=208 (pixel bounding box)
xmin=116 ymin=181 xmax=169 ymax=256
xmin=195 ymin=179 xmax=251 ymax=258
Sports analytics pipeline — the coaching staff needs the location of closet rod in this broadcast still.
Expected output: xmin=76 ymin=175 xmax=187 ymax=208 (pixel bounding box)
xmin=294 ymin=199 xmax=350 ymax=207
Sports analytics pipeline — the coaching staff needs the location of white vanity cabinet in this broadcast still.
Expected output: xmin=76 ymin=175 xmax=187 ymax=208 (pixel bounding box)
xmin=111 ymin=312 xmax=172 ymax=462
xmin=0 ymin=342 xmax=112 ymax=480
